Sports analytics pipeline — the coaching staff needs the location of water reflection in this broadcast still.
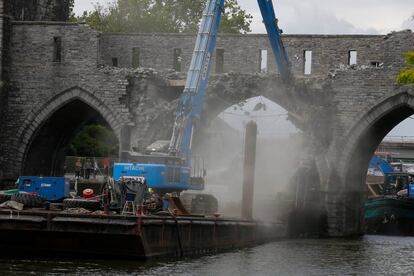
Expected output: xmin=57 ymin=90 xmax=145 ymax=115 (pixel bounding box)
xmin=1 ymin=235 xmax=414 ymax=275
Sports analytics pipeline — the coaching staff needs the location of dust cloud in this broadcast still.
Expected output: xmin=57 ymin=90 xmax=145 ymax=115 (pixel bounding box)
xmin=193 ymin=115 xmax=304 ymax=221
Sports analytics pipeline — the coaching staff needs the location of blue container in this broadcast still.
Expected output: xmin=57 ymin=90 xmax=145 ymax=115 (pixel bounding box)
xmin=18 ymin=176 xmax=69 ymax=201
xmin=409 ymin=184 xmax=414 ymax=199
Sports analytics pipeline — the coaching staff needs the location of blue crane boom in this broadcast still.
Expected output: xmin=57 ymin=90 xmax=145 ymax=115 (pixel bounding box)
xmin=369 ymin=155 xmax=394 ymax=175
xmin=170 ymin=0 xmax=291 ymax=165
xmin=169 ymin=0 xmax=225 ymax=166
xmin=113 ymin=0 xmax=225 ymax=192
xmin=257 ymin=0 xmax=291 ymax=81
xmin=114 ymin=0 xmax=291 ymax=194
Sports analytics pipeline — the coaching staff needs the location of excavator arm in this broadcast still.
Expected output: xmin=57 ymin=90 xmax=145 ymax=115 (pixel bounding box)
xmin=170 ymin=0 xmax=291 ymax=166
xmin=257 ymin=0 xmax=291 ymax=81
xmin=169 ymin=0 xmax=225 ymax=167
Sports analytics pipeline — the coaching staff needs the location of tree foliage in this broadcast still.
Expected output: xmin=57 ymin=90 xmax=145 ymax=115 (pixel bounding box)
xmin=74 ymin=0 xmax=252 ymax=34
xmin=397 ymin=51 xmax=414 ymax=85
xmin=67 ymin=125 xmax=119 ymax=157
xmin=220 ymin=0 xmax=252 ymax=33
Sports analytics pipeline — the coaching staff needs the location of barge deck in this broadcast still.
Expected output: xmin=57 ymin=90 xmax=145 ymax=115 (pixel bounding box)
xmin=0 ymin=209 xmax=285 ymax=259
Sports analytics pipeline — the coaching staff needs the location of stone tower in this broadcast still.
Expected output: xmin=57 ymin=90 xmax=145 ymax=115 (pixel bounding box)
xmin=0 ymin=0 xmax=71 ymax=182
xmin=0 ymin=0 xmax=71 ymax=79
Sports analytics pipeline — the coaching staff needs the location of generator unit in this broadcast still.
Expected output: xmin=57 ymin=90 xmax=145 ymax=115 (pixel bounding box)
xmin=17 ymin=176 xmax=70 ymax=201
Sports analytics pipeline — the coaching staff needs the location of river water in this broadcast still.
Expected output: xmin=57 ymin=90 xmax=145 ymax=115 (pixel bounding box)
xmin=1 ymin=235 xmax=414 ymax=275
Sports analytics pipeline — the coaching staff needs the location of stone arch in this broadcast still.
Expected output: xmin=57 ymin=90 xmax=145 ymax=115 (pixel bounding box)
xmin=204 ymin=74 xmax=298 ymax=128
xmin=15 ymin=86 xmax=126 ymax=175
xmin=194 ymin=94 xmax=306 ymax=221
xmin=339 ymin=88 xmax=414 ymax=186
xmin=328 ymin=87 xmax=414 ymax=236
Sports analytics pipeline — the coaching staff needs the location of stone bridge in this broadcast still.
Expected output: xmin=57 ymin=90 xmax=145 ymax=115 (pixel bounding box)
xmin=0 ymin=0 xmax=413 ymax=236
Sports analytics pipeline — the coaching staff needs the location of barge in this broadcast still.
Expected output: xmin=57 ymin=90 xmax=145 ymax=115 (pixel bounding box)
xmin=0 ymin=209 xmax=285 ymax=259
xmin=365 ymin=197 xmax=414 ymax=235
xmin=365 ymin=156 xmax=414 ymax=235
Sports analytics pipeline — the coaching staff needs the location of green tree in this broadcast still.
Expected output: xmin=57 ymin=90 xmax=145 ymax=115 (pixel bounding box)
xmin=75 ymin=0 xmax=252 ymax=34
xmin=220 ymin=0 xmax=252 ymax=33
xmin=397 ymin=51 xmax=414 ymax=85
xmin=68 ymin=125 xmax=119 ymax=157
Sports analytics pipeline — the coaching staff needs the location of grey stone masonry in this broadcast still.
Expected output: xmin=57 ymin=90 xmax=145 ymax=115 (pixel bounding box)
xmin=0 ymin=16 xmax=413 ymax=237
xmin=0 ymin=22 xmax=132 ymax=178
xmin=99 ymin=33 xmax=384 ymax=78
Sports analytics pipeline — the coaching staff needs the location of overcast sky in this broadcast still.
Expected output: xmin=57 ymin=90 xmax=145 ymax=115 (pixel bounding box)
xmin=74 ymin=0 xmax=414 ymax=34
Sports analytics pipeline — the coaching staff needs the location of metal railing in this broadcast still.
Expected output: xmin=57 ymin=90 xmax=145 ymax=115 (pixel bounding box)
xmin=382 ymin=136 xmax=414 ymax=143
xmin=64 ymin=156 xmax=119 ymax=178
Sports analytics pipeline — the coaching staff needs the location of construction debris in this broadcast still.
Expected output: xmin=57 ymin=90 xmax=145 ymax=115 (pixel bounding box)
xmin=0 ymin=201 xmax=24 ymax=211
xmin=62 ymin=208 xmax=92 ymax=214
xmin=62 ymin=208 xmax=115 ymax=215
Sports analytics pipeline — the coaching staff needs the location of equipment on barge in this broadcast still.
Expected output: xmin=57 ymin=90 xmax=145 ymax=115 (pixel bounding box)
xmin=365 ymin=155 xmax=414 ymax=235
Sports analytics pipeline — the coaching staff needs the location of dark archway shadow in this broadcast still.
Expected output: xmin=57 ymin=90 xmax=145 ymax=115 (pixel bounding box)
xmin=23 ymin=99 xmax=115 ymax=176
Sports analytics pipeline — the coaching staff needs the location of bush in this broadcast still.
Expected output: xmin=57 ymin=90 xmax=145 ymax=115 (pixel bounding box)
xmin=397 ymin=51 xmax=414 ymax=85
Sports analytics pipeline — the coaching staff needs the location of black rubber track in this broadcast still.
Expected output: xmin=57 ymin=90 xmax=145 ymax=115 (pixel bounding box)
xmin=11 ymin=193 xmax=44 ymax=208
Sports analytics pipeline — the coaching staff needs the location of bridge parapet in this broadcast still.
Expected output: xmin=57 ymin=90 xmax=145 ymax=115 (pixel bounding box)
xmin=99 ymin=32 xmax=389 ymax=78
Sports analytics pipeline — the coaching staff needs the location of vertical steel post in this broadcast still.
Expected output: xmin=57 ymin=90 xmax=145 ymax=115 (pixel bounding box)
xmin=242 ymin=121 xmax=257 ymax=220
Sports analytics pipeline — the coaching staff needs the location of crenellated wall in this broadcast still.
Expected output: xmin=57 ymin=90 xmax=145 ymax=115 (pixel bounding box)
xmin=99 ymin=33 xmax=385 ymax=78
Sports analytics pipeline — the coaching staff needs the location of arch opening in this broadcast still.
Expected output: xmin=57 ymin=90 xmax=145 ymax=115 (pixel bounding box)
xmin=346 ymin=105 xmax=414 ymax=192
xmin=192 ymin=96 xmax=304 ymax=219
xmin=343 ymin=102 xmax=414 ymax=235
xmin=22 ymin=99 xmax=119 ymax=176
